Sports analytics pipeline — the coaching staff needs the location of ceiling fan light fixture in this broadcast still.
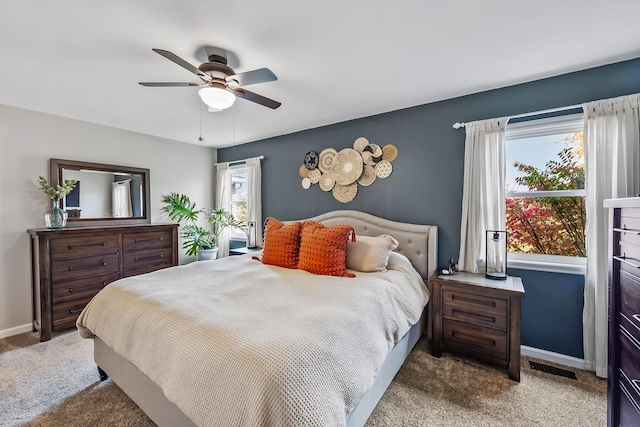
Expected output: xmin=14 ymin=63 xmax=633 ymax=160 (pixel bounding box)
xmin=198 ymin=86 xmax=236 ymax=110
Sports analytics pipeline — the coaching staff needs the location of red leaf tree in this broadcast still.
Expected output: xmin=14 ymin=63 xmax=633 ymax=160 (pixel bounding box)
xmin=506 ymin=133 xmax=585 ymax=257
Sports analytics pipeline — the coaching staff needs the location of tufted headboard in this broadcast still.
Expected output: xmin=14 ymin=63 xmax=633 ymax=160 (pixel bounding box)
xmin=302 ymin=210 xmax=438 ymax=280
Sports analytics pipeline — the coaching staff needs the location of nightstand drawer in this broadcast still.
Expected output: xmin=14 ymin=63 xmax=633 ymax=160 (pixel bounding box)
xmin=442 ymin=289 xmax=507 ymax=330
xmin=443 ymin=319 xmax=507 ymax=360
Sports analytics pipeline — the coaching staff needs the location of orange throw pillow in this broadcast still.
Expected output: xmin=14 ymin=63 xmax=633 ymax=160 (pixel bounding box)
xmin=261 ymin=218 xmax=302 ymax=269
xmin=298 ymin=220 xmax=356 ymax=277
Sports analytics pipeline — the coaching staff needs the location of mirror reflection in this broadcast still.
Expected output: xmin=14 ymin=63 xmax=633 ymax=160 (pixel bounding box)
xmin=61 ymin=169 xmax=144 ymax=219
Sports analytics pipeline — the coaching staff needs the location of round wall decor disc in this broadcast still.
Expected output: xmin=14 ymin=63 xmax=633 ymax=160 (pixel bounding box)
xmin=382 ymin=144 xmax=398 ymax=161
xmin=299 ymin=164 xmax=310 ymax=178
xmin=304 ymin=151 xmax=319 ymax=170
xmin=358 ymin=165 xmax=376 ymax=186
xmin=369 ymin=143 xmax=382 ymax=158
xmin=333 ymin=182 xmax=358 ymax=203
xmin=353 ymin=137 xmax=369 ymax=152
xmin=375 ymin=160 xmax=393 ymax=178
xmin=332 ymin=148 xmax=364 ymax=185
xmin=309 ymin=168 xmax=321 ymax=184
xmin=361 ymin=151 xmax=375 ymax=166
xmin=319 ymin=172 xmax=336 ymax=192
xmin=301 ymin=177 xmax=311 ymax=189
xmin=319 ymin=148 xmax=338 ymax=173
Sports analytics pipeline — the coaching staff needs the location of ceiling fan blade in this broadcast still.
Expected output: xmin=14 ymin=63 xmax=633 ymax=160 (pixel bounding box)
xmin=152 ymin=48 xmax=209 ymax=80
xmin=231 ymin=87 xmax=281 ymax=109
xmin=226 ymin=68 xmax=277 ymax=87
xmin=139 ymin=82 xmax=201 ymax=87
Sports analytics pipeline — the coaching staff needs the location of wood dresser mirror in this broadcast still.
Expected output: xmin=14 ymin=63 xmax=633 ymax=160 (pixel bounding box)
xmin=50 ymin=158 xmax=151 ymax=227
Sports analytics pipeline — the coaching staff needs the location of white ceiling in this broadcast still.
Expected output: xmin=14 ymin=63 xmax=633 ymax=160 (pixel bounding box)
xmin=1 ymin=1 xmax=639 ymax=148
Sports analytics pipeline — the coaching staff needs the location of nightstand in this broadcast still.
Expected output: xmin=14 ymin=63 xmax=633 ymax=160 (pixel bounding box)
xmin=430 ymin=272 xmax=525 ymax=381
xmin=229 ymin=246 xmax=261 ymax=256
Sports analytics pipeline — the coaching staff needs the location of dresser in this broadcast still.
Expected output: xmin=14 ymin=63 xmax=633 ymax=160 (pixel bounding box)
xmin=604 ymin=197 xmax=640 ymax=426
xmin=28 ymin=224 xmax=178 ymax=341
xmin=430 ymin=272 xmax=525 ymax=381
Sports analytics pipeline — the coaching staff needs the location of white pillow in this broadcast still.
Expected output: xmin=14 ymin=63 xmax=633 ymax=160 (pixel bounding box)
xmin=346 ymin=234 xmax=399 ymax=272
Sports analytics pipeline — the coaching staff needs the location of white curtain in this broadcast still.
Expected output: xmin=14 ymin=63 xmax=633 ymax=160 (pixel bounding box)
xmin=583 ymin=93 xmax=640 ymax=378
xmin=112 ymin=180 xmax=132 ymax=218
xmin=215 ymin=163 xmax=233 ymax=257
xmin=458 ymin=118 xmax=508 ymax=273
xmin=245 ymin=157 xmax=263 ymax=248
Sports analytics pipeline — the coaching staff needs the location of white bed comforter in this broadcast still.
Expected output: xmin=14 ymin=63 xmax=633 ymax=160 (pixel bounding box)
xmin=77 ymin=252 xmax=428 ymax=427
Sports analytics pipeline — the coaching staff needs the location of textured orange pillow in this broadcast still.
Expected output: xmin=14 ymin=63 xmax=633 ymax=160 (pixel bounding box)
xmin=298 ymin=220 xmax=356 ymax=277
xmin=260 ymin=218 xmax=302 ymax=269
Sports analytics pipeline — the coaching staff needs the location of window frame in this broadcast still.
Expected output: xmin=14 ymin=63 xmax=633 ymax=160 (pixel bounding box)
xmin=504 ymin=113 xmax=586 ymax=275
xmin=228 ymin=166 xmax=248 ymax=242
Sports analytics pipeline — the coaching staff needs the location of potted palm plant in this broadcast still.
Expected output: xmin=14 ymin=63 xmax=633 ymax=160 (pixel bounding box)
xmin=162 ymin=193 xmax=240 ymax=260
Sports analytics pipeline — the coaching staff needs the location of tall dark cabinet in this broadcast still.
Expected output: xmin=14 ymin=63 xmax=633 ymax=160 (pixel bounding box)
xmin=604 ymin=197 xmax=640 ymax=426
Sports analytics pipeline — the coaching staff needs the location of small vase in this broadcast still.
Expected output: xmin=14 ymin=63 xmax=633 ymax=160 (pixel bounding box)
xmin=45 ymin=201 xmax=68 ymax=229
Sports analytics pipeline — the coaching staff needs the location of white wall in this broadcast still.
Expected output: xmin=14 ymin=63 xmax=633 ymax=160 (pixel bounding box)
xmin=0 ymin=104 xmax=217 ymax=336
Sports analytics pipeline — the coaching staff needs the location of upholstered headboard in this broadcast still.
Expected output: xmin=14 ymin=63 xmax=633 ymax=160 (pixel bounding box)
xmin=303 ymin=210 xmax=438 ymax=280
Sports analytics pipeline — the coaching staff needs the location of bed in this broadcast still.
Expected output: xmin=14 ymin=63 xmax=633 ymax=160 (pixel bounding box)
xmin=77 ymin=210 xmax=437 ymax=427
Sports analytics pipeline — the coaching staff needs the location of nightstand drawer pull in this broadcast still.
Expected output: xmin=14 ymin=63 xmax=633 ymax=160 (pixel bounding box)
xmin=451 ymin=330 xmax=496 ymax=348
xmin=68 ymin=288 xmax=73 ymax=293
xmin=69 ymin=309 xmax=83 ymax=314
xmin=451 ymin=309 xmax=496 ymax=323
xmin=451 ymin=294 xmax=496 ymax=307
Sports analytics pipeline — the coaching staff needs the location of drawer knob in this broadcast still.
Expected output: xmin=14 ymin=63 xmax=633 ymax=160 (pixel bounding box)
xmin=135 ymin=257 xmax=139 ymax=261
xmin=159 ymin=237 xmax=163 ymax=241
xmin=68 ymin=288 xmax=73 ymax=293
xmin=68 ymin=245 xmax=73 ymax=250
xmin=102 ymin=242 xmax=106 ymax=246
xmin=160 ymin=254 xmax=164 ymax=258
xmin=134 ymin=239 xmax=138 ymax=243
xmin=102 ymin=262 xmax=107 ymax=266
xmin=102 ymin=282 xmax=107 ymax=286
xmin=69 ymin=309 xmax=82 ymax=314
xmin=68 ymin=267 xmax=73 ymax=271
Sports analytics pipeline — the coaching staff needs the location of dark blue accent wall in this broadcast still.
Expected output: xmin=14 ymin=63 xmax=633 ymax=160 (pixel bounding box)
xmin=509 ymin=268 xmax=585 ymax=358
xmin=219 ymin=57 xmax=640 ymax=358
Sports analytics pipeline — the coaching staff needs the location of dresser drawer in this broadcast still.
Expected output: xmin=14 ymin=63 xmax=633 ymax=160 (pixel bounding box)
xmin=52 ymin=296 xmax=94 ymax=331
xmin=51 ymin=253 xmax=120 ymax=282
xmin=620 ymin=271 xmax=640 ymax=342
xmin=123 ymin=230 xmax=172 ymax=252
xmin=52 ymin=272 xmax=119 ymax=304
xmin=442 ymin=289 xmax=507 ymax=330
xmin=123 ymin=247 xmax=173 ymax=277
xmin=50 ymin=234 xmax=119 ymax=260
xmin=619 ymin=366 xmax=640 ymax=424
xmin=443 ymin=319 xmax=507 ymax=360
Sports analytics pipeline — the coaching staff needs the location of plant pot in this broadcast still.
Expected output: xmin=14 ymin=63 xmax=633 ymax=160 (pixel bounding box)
xmin=197 ymin=247 xmax=219 ymax=261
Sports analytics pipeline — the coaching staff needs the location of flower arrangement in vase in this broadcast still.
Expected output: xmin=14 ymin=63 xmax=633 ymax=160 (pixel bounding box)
xmin=38 ymin=176 xmax=77 ymax=229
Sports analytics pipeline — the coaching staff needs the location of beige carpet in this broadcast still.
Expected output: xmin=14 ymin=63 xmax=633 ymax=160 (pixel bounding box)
xmin=0 ymin=330 xmax=605 ymax=427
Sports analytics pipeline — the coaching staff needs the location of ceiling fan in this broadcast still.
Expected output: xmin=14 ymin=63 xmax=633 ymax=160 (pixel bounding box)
xmin=139 ymin=48 xmax=281 ymax=111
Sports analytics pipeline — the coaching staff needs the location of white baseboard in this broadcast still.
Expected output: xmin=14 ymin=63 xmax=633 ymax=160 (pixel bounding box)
xmin=521 ymin=345 xmax=585 ymax=370
xmin=0 ymin=323 xmax=33 ymax=339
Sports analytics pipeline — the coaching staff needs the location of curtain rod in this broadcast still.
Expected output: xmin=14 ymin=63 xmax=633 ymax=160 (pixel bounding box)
xmin=214 ymin=155 xmax=264 ymax=167
xmin=452 ymin=104 xmax=583 ymax=129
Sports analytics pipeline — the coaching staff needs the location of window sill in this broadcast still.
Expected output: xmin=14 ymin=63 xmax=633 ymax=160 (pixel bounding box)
xmin=508 ymin=258 xmax=585 ymax=275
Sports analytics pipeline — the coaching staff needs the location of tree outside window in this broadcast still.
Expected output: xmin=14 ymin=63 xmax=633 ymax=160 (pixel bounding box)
xmin=506 ymin=131 xmax=585 ymax=257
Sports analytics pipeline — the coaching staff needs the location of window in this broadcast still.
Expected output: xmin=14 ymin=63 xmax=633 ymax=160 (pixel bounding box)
xmin=505 ymin=114 xmax=585 ymax=273
xmin=229 ymin=167 xmax=248 ymax=240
